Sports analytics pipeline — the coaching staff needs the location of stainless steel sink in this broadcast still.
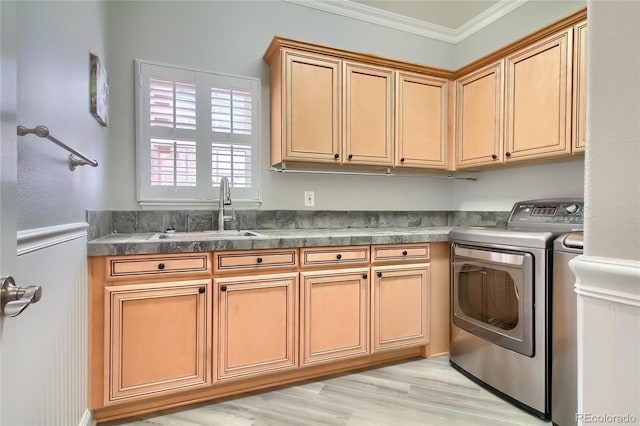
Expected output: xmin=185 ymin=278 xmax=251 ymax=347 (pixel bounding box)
xmin=148 ymin=230 xmax=266 ymax=240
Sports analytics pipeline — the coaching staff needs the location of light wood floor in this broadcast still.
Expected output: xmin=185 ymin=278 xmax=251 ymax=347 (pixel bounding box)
xmin=103 ymin=357 xmax=549 ymax=426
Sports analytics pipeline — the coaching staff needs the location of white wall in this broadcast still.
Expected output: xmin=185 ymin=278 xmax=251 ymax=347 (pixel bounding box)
xmin=584 ymin=1 xmax=640 ymax=261
xmin=573 ymin=1 xmax=640 ymax=424
xmin=16 ymin=1 xmax=109 ymax=231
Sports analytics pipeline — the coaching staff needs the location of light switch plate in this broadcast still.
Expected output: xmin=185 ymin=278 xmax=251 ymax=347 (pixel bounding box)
xmin=304 ymin=191 xmax=315 ymax=207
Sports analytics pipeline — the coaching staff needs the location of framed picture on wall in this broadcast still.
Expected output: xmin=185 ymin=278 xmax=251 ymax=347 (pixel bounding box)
xmin=90 ymin=53 xmax=109 ymax=127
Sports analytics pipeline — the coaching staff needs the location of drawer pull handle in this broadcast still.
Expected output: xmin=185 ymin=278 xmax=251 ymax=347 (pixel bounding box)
xmin=362 ymin=273 xmax=368 ymax=279
xmin=220 ymin=285 xmax=227 ymax=292
xmin=377 ymin=272 xmax=382 ymax=278
xmin=402 ymin=251 xmax=408 ymax=256
xmin=256 ymin=257 xmax=263 ymax=264
xmin=157 ymin=263 xmax=165 ymax=270
xmin=198 ymin=287 xmax=205 ymax=294
xmin=336 ymin=254 xmax=342 ymax=260
xmin=348 ymin=154 xmax=353 ymax=160
xmin=334 ymin=153 xmax=339 ymax=159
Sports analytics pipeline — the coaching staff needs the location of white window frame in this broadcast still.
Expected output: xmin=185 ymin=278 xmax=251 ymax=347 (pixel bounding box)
xmin=135 ymin=60 xmax=261 ymax=209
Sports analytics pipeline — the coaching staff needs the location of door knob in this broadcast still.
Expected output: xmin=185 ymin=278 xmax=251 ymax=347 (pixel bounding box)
xmin=1 ymin=276 xmax=42 ymax=317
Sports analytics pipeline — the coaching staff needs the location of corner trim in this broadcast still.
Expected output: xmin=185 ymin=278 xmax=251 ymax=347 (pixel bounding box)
xmin=571 ymin=255 xmax=640 ymax=308
xmin=17 ymin=222 xmax=89 ymax=256
xmin=283 ymin=0 xmax=530 ymax=44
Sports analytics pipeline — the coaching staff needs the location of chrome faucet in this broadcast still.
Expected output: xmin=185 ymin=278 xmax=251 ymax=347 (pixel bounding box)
xmin=217 ymin=176 xmax=233 ymax=231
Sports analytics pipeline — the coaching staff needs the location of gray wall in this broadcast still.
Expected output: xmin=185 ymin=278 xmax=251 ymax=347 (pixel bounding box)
xmin=104 ymin=0 xmax=455 ymax=211
xmin=104 ymin=0 xmax=585 ymax=213
xmin=13 ymin=1 xmax=590 ymax=224
xmin=584 ymin=1 xmax=639 ymax=261
xmin=16 ymin=1 xmax=110 ymax=231
xmin=453 ymin=0 xmax=587 ymax=68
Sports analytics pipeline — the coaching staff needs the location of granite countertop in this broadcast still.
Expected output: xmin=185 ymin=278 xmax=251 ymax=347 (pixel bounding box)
xmin=87 ymin=227 xmax=454 ymax=256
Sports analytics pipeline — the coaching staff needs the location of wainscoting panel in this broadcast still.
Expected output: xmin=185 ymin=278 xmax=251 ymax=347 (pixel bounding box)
xmin=1 ymin=224 xmax=90 ymax=426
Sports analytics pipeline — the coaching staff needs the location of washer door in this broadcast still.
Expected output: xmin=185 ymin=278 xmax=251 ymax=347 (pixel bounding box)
xmin=452 ymin=245 xmax=534 ymax=357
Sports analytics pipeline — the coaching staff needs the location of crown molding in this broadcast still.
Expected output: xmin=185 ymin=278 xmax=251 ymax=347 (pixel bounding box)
xmin=283 ymin=0 xmax=531 ymax=44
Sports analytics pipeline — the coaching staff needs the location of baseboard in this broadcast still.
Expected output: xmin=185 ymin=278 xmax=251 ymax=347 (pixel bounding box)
xmin=79 ymin=409 xmax=95 ymax=426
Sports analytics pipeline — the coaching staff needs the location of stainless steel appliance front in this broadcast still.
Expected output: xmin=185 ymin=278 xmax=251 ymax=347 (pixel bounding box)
xmin=449 ymin=198 xmax=584 ymax=419
xmin=450 ymin=239 xmax=549 ymax=418
xmin=452 ymin=244 xmax=534 ymax=356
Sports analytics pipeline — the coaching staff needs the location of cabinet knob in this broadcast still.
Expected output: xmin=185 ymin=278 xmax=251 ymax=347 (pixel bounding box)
xmin=334 ymin=153 xmax=339 ymax=159
xmin=157 ymin=263 xmax=165 ymax=270
xmin=198 ymin=287 xmax=205 ymax=294
xmin=400 ymin=158 xmax=405 ymax=163
xmin=362 ymin=273 xmax=368 ymax=279
xmin=256 ymin=257 xmax=263 ymax=264
xmin=402 ymin=250 xmax=408 ymax=256
xmin=505 ymin=152 xmax=511 ymax=158
xmin=377 ymin=272 xmax=382 ymax=278
xmin=348 ymin=154 xmax=353 ymax=160
xmin=336 ymin=254 xmax=342 ymax=260
xmin=491 ymin=154 xmax=497 ymax=160
xmin=220 ymin=285 xmax=227 ymax=292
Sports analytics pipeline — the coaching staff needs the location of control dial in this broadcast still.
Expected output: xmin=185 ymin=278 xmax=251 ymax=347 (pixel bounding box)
xmin=565 ymin=204 xmax=580 ymax=214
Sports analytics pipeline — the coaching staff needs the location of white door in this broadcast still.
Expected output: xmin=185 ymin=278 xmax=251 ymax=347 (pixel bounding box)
xmin=1 ymin=3 xmax=26 ymax=424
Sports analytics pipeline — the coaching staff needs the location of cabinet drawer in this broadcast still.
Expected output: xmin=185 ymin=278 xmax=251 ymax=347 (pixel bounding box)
xmin=213 ymin=249 xmax=297 ymax=273
xmin=371 ymin=244 xmax=430 ymax=264
xmin=301 ymin=246 xmax=369 ymax=268
xmin=108 ymin=253 xmax=210 ymax=279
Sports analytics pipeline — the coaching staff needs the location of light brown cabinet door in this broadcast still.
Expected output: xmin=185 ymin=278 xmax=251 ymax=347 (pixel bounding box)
xmin=283 ymin=51 xmax=341 ymax=163
xmin=396 ymin=71 xmax=448 ymax=169
xmin=455 ymin=61 xmax=504 ymax=169
xmin=504 ymin=29 xmax=573 ymax=161
xmin=215 ymin=272 xmax=298 ymax=380
xmin=344 ymin=62 xmax=394 ymax=166
xmin=300 ymin=268 xmax=370 ymax=366
xmin=573 ymin=20 xmax=587 ymax=153
xmin=371 ymin=264 xmax=430 ymax=351
xmin=104 ymin=279 xmax=212 ymax=404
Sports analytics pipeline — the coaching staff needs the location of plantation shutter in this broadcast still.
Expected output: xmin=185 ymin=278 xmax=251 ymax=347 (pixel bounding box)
xmin=136 ymin=61 xmax=260 ymax=205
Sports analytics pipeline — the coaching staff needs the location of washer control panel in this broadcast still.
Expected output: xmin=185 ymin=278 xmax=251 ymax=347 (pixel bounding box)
xmin=508 ymin=199 xmax=584 ymax=231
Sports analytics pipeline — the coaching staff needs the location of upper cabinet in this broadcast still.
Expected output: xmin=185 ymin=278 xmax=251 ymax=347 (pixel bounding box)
xmin=275 ymin=50 xmax=342 ymax=165
xmin=264 ymin=8 xmax=587 ymax=173
xmin=264 ymin=38 xmax=450 ymax=170
xmin=455 ymin=61 xmax=504 ymax=169
xmin=504 ymin=29 xmax=573 ymax=162
xmin=343 ymin=62 xmax=394 ymax=166
xmin=454 ymin=10 xmax=587 ymax=170
xmin=396 ymin=71 xmax=448 ymax=169
xmin=573 ymin=20 xmax=588 ymax=153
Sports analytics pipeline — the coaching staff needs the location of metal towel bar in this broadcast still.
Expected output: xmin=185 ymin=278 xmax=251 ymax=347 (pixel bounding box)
xmin=17 ymin=125 xmax=99 ymax=171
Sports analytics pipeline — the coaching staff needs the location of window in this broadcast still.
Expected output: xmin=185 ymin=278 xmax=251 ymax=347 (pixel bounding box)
xmin=135 ymin=61 xmax=260 ymax=207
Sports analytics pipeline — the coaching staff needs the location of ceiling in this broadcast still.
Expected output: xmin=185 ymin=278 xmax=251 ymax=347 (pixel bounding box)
xmin=351 ymin=0 xmax=500 ymax=29
xmin=286 ymin=0 xmax=531 ymax=43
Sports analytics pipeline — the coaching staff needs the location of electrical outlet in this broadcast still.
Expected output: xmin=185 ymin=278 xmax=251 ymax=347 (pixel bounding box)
xmin=304 ymin=191 xmax=315 ymax=207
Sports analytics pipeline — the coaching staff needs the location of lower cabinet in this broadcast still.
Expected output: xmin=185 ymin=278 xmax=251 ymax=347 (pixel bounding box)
xmin=300 ymin=267 xmax=370 ymax=366
xmin=215 ymin=272 xmax=299 ymax=380
xmin=104 ymin=279 xmax=212 ymax=403
xmin=371 ymin=263 xmax=430 ymax=351
xmin=91 ymin=244 xmax=447 ymax=422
